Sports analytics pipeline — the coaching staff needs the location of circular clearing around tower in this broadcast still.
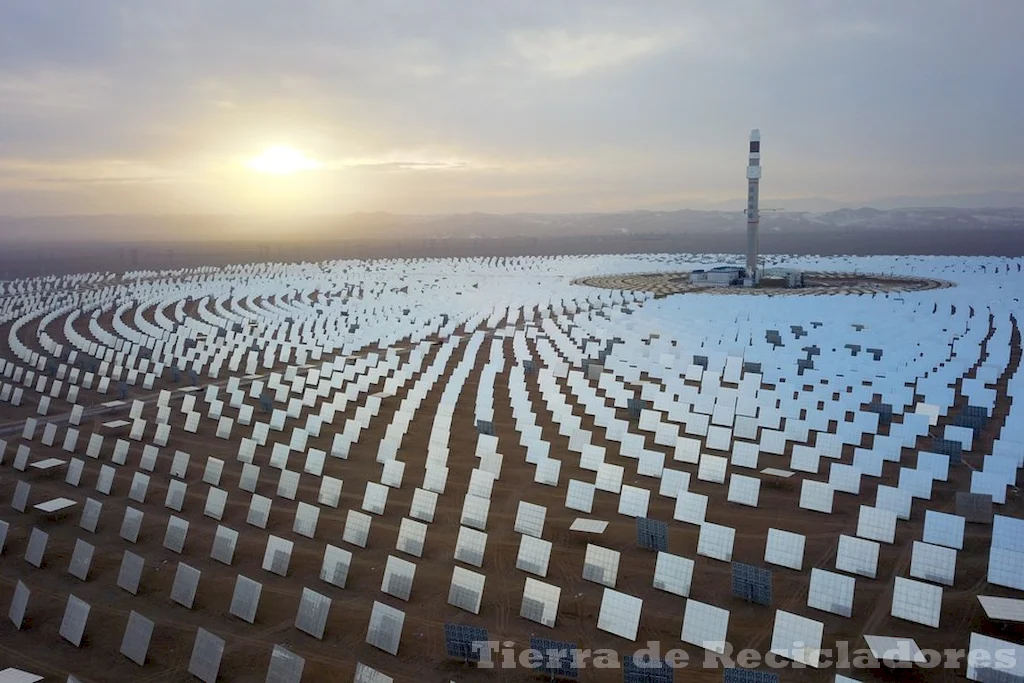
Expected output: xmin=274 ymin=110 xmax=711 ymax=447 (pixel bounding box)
xmin=572 ymin=271 xmax=954 ymax=297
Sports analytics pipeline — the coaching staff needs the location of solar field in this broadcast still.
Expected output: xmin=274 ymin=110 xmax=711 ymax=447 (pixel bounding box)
xmin=0 ymin=253 xmax=1022 ymax=682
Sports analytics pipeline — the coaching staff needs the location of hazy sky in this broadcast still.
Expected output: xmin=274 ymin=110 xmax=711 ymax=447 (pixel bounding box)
xmin=1 ymin=1 xmax=1022 ymax=215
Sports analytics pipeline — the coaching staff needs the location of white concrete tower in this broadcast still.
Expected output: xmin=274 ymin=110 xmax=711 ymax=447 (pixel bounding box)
xmin=746 ymin=129 xmax=761 ymax=282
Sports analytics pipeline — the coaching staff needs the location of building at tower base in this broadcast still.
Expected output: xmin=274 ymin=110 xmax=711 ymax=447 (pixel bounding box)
xmin=690 ymin=266 xmax=745 ymax=286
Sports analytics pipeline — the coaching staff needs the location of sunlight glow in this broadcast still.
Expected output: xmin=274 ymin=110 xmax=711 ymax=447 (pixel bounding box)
xmin=245 ymin=145 xmax=321 ymax=175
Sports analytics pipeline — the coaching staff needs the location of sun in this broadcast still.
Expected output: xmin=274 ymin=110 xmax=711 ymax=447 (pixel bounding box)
xmin=245 ymin=145 xmax=320 ymax=175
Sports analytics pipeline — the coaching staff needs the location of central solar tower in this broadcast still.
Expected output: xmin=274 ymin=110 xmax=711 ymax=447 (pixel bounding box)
xmin=746 ymin=129 xmax=762 ymax=282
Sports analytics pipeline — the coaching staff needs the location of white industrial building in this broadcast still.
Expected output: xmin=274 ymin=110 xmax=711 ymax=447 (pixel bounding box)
xmin=690 ymin=266 xmax=745 ymax=286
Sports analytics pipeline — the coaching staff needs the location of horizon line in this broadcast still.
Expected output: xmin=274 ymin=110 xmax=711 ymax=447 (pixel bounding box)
xmin=2 ymin=204 xmax=1023 ymax=220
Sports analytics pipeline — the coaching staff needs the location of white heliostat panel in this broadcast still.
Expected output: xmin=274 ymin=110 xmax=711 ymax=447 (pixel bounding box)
xmin=863 ymin=635 xmax=927 ymax=666
xmin=680 ymin=599 xmax=730 ymax=654
xmin=565 ymin=480 xmax=595 ymax=513
xmin=381 ymin=555 xmax=416 ymax=601
xmin=875 ymin=485 xmax=913 ymax=520
xmin=520 ymin=577 xmax=560 ymax=628
xmin=792 ymin=447 xmax=822 ymax=476
xmin=653 ymin=552 xmax=694 ymax=597
xmin=479 ymin=452 xmax=503 ymax=478
xmin=380 ymin=460 xmax=405 ymax=488
xmin=595 ymin=463 xmax=624 ymax=493
xmin=338 ymin=509 xmax=370 ymax=547
xmin=914 ymin=403 xmax=941 ymax=426
xmin=617 ymin=485 xmax=650 ymax=518
xmin=836 ymin=535 xmax=880 ymax=579
xmin=769 ymin=610 xmax=824 ymax=668
xmin=354 ymin=663 xmax=393 ymax=683
xmin=705 ymin=426 xmax=732 ymax=452
xmin=317 ymin=476 xmax=342 ymax=509
xmin=944 ymin=424 xmax=974 ymax=451
xmin=583 ymin=544 xmax=620 ymax=588
xmin=891 ymin=577 xmax=942 ymax=628
xmin=534 ymin=458 xmax=561 ymax=486
xmin=320 ymin=545 xmax=352 ymax=589
xmin=761 ymin=468 xmax=794 ymax=479
xmin=764 ymin=529 xmax=806 ymax=571
xmin=898 ymin=467 xmax=933 ymax=500
xmin=856 ymin=506 xmax=898 ymax=544
xmin=673 ymin=437 xmax=700 ymax=464
xmin=366 ymin=601 xmax=404 ymax=656
xmin=697 ymin=454 xmax=728 ymax=484
xmin=917 ymin=452 xmax=949 ymax=482
xmin=516 ymin=535 xmax=552 ymax=577
xmin=853 ymin=448 xmax=884 ymax=477
xmin=659 ymin=469 xmax=689 ymax=498
xmin=448 ymin=566 xmax=485 ymax=614
xmin=799 ymin=481 xmax=834 ymax=514
xmin=807 ymin=568 xmax=855 ymax=618
xmin=362 ymin=482 xmax=389 ymax=515
xmin=637 ymin=451 xmax=664 ymax=478
xmin=262 ymin=536 xmax=293 ymax=577
xmin=910 ymin=541 xmax=957 ymax=586
xmin=697 ymin=523 xmax=735 ymax=562
xmin=514 ymin=502 xmax=547 ymax=538
xmin=972 ymin=470 xmax=1010 ymax=504
xmin=988 ymin=514 xmax=1024 ymax=590
xmin=673 ymin=491 xmax=708 ymax=526
xmin=579 ymin=445 xmax=605 ymax=472
xmin=454 ymin=526 xmax=488 ymax=568
xmin=726 ymin=474 xmax=760 ymax=507
xmin=569 ymin=519 xmax=608 ymax=534
xmin=923 ymin=510 xmax=965 ymax=550
xmin=391 ymin=518 xmax=423 ymax=561
xmin=409 ymin=488 xmax=437 ymax=523
xmin=967 ymin=633 xmax=1024 ymax=682
xmin=828 ymin=463 xmax=862 ymax=494
xmin=977 ymin=595 xmax=1024 ymax=622
xmin=730 ymin=442 xmax=759 ymax=470
xmin=596 ymin=589 xmax=642 ymax=642
xmin=0 ymin=669 xmax=44 ymax=683
xmin=422 ymin=466 xmax=448 ymax=494
xmin=467 ymin=469 xmax=494 ymax=499
xmin=460 ymin=494 xmax=491 ymax=531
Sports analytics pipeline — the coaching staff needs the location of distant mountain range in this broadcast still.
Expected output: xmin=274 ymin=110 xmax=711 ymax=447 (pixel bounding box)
xmin=671 ymin=191 xmax=1024 ymax=212
xmin=0 ymin=206 xmax=1022 ymax=244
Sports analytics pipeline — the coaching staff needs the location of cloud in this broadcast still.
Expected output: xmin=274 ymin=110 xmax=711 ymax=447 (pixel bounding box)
xmin=510 ymin=29 xmax=681 ymax=78
xmin=340 ymin=161 xmax=475 ymax=172
xmin=0 ymin=1 xmax=1021 ymax=215
xmin=818 ymin=18 xmax=902 ymax=40
xmin=35 ymin=175 xmax=181 ymax=185
xmin=0 ymin=157 xmax=190 ymax=193
xmin=0 ymin=69 xmax=109 ymax=111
